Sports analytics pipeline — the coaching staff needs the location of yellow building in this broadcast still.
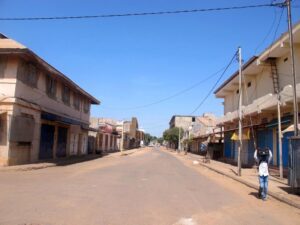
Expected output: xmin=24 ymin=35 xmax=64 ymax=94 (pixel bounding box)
xmin=0 ymin=33 xmax=100 ymax=166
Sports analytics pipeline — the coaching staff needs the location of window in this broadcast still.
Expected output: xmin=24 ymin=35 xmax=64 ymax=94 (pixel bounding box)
xmin=247 ymin=82 xmax=251 ymax=87
xmin=27 ymin=64 xmax=38 ymax=87
xmin=83 ymin=99 xmax=90 ymax=113
xmin=192 ymin=117 xmax=195 ymax=122
xmin=62 ymin=85 xmax=70 ymax=105
xmin=0 ymin=57 xmax=7 ymax=78
xmin=236 ymin=89 xmax=239 ymax=94
xmin=73 ymin=93 xmax=80 ymax=110
xmin=17 ymin=61 xmax=38 ymax=87
xmin=46 ymin=75 xmax=57 ymax=98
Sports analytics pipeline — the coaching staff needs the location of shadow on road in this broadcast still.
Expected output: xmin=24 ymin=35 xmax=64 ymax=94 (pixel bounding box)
xmin=249 ymin=192 xmax=260 ymax=199
xmin=41 ymin=154 xmax=104 ymax=167
xmin=278 ymin=186 xmax=300 ymax=196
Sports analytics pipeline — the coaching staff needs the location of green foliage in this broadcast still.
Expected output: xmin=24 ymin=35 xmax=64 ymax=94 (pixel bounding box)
xmin=162 ymin=127 xmax=184 ymax=147
xmin=144 ymin=133 xmax=157 ymax=145
xmin=157 ymin=137 xmax=164 ymax=144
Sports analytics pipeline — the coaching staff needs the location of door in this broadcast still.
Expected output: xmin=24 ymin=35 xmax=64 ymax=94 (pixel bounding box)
xmin=105 ymin=134 xmax=108 ymax=151
xmin=224 ymin=132 xmax=232 ymax=158
xmin=80 ymin=133 xmax=88 ymax=155
xmin=56 ymin=127 xmax=68 ymax=157
xmin=278 ymin=131 xmax=293 ymax=168
xmin=39 ymin=124 xmax=55 ymax=159
xmin=70 ymin=133 xmax=79 ymax=155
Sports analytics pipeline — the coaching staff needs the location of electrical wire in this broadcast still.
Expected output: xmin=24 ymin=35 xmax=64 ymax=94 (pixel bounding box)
xmin=241 ymin=7 xmax=284 ymax=149
xmin=189 ymin=50 xmax=238 ymax=115
xmin=253 ymin=6 xmax=278 ymax=55
xmin=0 ymin=3 xmax=285 ymax=21
xmin=103 ymin=66 xmax=227 ymax=110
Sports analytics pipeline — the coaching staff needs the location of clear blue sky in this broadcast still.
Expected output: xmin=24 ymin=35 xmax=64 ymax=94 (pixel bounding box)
xmin=1 ymin=0 xmax=300 ymax=136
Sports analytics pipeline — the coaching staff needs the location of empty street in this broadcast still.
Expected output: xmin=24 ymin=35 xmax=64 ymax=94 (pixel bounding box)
xmin=0 ymin=148 xmax=299 ymax=225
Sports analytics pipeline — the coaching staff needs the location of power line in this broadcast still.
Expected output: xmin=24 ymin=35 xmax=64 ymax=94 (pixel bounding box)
xmin=0 ymin=3 xmax=285 ymax=21
xmin=189 ymin=50 xmax=238 ymax=115
xmin=103 ymin=66 xmax=227 ymax=110
xmin=253 ymin=5 xmax=279 ymax=55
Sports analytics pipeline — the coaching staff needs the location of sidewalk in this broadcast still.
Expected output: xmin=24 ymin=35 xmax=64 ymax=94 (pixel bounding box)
xmin=169 ymin=149 xmax=300 ymax=209
xmin=0 ymin=148 xmax=142 ymax=172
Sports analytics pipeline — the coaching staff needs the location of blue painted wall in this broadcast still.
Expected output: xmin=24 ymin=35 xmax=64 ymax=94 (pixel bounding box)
xmin=224 ymin=132 xmax=233 ymax=158
xmin=277 ymin=131 xmax=293 ymax=167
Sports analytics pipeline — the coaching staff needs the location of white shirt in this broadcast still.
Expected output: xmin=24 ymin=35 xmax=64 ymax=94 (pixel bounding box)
xmin=254 ymin=150 xmax=272 ymax=177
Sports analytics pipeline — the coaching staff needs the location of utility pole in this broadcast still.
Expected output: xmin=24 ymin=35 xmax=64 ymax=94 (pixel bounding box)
xmin=286 ymin=0 xmax=299 ymax=137
xmin=178 ymin=127 xmax=181 ymax=152
xmin=120 ymin=121 xmax=124 ymax=155
xmin=238 ymin=47 xmax=243 ymax=176
xmin=277 ymin=98 xmax=283 ymax=179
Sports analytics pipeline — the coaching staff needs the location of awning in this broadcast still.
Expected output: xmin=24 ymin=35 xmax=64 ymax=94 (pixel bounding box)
xmin=265 ymin=117 xmax=291 ymax=128
xmin=231 ymin=128 xmax=250 ymax=141
xmin=282 ymin=124 xmax=300 ymax=134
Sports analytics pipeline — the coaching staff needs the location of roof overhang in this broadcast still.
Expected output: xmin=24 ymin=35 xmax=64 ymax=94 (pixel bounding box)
xmin=214 ymin=21 xmax=300 ymax=99
xmin=0 ymin=46 xmax=100 ymax=105
xmin=258 ymin=21 xmax=300 ymax=63
xmin=214 ymin=56 xmax=258 ymax=98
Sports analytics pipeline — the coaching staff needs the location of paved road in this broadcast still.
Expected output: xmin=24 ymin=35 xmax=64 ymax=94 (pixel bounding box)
xmin=0 ymin=148 xmax=299 ymax=225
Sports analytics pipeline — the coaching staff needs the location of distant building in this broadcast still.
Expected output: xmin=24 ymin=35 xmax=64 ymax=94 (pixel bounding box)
xmin=116 ymin=117 xmax=144 ymax=150
xmin=169 ymin=115 xmax=196 ymax=130
xmin=89 ymin=118 xmax=119 ymax=154
xmin=0 ymin=33 xmax=100 ymax=166
xmin=168 ymin=114 xmax=217 ymax=151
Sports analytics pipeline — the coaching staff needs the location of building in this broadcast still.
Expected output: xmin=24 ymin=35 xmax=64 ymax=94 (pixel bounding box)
xmin=136 ymin=129 xmax=145 ymax=147
xmin=169 ymin=114 xmax=217 ymax=151
xmin=189 ymin=113 xmax=220 ymax=154
xmin=116 ymin=117 xmax=143 ymax=150
xmin=214 ymin=21 xmax=300 ymax=167
xmin=169 ymin=115 xmax=196 ymax=130
xmin=0 ymin=33 xmax=100 ymax=166
xmin=89 ymin=118 xmax=119 ymax=154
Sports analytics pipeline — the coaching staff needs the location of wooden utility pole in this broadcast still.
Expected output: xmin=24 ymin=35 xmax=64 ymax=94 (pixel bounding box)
xmin=286 ymin=0 xmax=299 ymax=137
xmin=178 ymin=127 xmax=181 ymax=151
xmin=238 ymin=47 xmax=243 ymax=176
xmin=277 ymin=98 xmax=283 ymax=179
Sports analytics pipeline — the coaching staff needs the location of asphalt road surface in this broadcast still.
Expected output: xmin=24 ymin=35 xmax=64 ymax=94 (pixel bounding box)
xmin=0 ymin=148 xmax=299 ymax=225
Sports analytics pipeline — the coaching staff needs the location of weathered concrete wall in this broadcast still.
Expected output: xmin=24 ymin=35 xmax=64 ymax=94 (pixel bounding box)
xmin=175 ymin=117 xmax=193 ymax=130
xmin=222 ymin=46 xmax=300 ymax=114
xmin=0 ymin=56 xmax=18 ymax=98
xmin=0 ymin=56 xmax=94 ymax=166
xmin=14 ymin=58 xmax=90 ymax=125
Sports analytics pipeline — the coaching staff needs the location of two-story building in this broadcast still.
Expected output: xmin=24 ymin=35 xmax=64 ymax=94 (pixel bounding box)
xmin=89 ymin=117 xmax=119 ymax=154
xmin=0 ymin=33 xmax=100 ymax=166
xmin=214 ymin=22 xmax=300 ymax=167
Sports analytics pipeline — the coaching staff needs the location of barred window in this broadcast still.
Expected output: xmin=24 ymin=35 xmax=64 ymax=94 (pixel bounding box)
xmin=17 ymin=61 xmax=38 ymax=87
xmin=46 ymin=75 xmax=57 ymax=98
xmin=73 ymin=93 xmax=80 ymax=110
xmin=83 ymin=99 xmax=90 ymax=113
xmin=0 ymin=57 xmax=7 ymax=78
xmin=62 ymin=85 xmax=70 ymax=105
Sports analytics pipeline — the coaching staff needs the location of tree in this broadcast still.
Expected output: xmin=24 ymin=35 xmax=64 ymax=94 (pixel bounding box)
xmin=163 ymin=127 xmax=183 ymax=149
xmin=157 ymin=137 xmax=164 ymax=144
xmin=144 ymin=133 xmax=158 ymax=146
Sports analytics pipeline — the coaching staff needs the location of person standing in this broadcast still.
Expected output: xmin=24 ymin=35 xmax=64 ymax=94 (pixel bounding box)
xmin=254 ymin=147 xmax=273 ymax=201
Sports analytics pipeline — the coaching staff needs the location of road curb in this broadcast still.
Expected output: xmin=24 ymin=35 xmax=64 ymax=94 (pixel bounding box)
xmin=197 ymin=160 xmax=300 ymax=210
xmin=0 ymin=164 xmax=56 ymax=172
